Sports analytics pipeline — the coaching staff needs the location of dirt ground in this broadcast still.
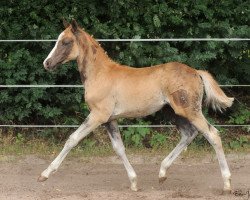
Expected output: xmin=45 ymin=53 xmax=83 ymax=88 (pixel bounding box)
xmin=0 ymin=153 xmax=249 ymax=200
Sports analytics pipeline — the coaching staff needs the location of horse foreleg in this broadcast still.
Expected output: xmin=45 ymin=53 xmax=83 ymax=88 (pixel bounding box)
xmin=105 ymin=121 xmax=138 ymax=191
xmin=37 ymin=112 xmax=104 ymax=182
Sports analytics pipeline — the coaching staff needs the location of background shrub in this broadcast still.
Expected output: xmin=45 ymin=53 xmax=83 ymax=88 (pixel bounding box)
xmin=0 ymin=1 xmax=249 ymax=146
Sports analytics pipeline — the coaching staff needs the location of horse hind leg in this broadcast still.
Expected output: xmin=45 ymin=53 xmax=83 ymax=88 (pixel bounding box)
xmin=159 ymin=115 xmax=198 ymax=183
xmin=191 ymin=114 xmax=232 ymax=194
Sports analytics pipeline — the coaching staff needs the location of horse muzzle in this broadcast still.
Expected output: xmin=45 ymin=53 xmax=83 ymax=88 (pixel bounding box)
xmin=43 ymin=58 xmax=58 ymax=71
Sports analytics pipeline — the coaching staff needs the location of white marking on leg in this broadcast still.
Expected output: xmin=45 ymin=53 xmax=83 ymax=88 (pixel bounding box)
xmin=203 ymin=125 xmax=231 ymax=191
xmin=39 ymin=113 xmax=101 ymax=179
xmin=106 ymin=121 xmax=138 ymax=191
xmin=159 ymin=132 xmax=197 ymax=181
xmin=191 ymin=114 xmax=231 ymax=192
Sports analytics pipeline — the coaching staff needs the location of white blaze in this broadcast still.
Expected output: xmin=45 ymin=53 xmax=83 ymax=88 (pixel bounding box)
xmin=43 ymin=32 xmax=65 ymax=66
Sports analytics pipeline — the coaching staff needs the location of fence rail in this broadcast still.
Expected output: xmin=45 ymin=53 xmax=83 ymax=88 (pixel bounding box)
xmin=0 ymin=38 xmax=250 ymax=42
xmin=0 ymin=84 xmax=249 ymax=88
xmin=1 ymin=84 xmax=248 ymax=129
xmin=0 ymin=124 xmax=249 ymax=128
xmin=0 ymin=37 xmax=249 ymax=129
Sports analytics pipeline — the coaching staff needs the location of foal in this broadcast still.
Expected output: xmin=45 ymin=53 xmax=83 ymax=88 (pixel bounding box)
xmin=40 ymin=20 xmax=234 ymax=193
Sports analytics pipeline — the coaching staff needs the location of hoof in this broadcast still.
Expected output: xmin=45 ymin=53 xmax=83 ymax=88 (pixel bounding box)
xmin=222 ymin=189 xmax=232 ymax=195
xmin=131 ymin=185 xmax=138 ymax=192
xmin=131 ymin=183 xmax=138 ymax=192
xmin=159 ymin=176 xmax=167 ymax=184
xmin=37 ymin=175 xmax=48 ymax=182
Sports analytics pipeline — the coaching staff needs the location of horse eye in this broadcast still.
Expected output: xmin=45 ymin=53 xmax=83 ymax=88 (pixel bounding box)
xmin=62 ymin=38 xmax=72 ymax=45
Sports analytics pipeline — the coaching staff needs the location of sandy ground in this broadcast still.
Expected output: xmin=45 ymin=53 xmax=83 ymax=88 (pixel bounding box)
xmin=0 ymin=154 xmax=249 ymax=200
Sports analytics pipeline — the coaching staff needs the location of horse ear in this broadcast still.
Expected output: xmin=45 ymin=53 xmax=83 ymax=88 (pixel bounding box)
xmin=71 ymin=19 xmax=79 ymax=33
xmin=62 ymin=18 xmax=70 ymax=29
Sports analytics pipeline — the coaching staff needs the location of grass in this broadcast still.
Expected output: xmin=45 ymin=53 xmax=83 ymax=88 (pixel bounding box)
xmin=0 ymin=133 xmax=249 ymax=161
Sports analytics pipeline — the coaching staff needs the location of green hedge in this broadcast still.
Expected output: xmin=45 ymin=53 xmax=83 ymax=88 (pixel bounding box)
xmin=0 ymin=0 xmax=249 ymax=125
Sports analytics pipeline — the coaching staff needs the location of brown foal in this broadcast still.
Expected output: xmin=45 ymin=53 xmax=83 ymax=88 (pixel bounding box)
xmin=40 ymin=20 xmax=234 ymax=193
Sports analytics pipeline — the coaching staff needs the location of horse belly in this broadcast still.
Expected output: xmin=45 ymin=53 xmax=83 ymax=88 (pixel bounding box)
xmin=112 ymin=91 xmax=168 ymax=118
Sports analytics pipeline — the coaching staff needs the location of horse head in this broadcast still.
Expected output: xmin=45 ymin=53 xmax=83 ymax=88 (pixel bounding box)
xmin=43 ymin=20 xmax=81 ymax=70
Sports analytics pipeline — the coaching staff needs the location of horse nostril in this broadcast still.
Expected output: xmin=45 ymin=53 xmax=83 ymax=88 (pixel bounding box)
xmin=46 ymin=59 xmax=51 ymax=67
xmin=44 ymin=58 xmax=52 ymax=69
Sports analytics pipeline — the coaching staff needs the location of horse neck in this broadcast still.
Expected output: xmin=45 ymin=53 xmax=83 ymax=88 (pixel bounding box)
xmin=76 ymin=31 xmax=113 ymax=84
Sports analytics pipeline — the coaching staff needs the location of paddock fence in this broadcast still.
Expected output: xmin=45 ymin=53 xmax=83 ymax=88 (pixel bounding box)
xmin=0 ymin=38 xmax=249 ymax=129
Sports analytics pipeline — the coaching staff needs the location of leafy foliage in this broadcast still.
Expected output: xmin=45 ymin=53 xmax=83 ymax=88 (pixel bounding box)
xmin=123 ymin=121 xmax=151 ymax=147
xmin=229 ymin=136 xmax=249 ymax=149
xmin=228 ymin=105 xmax=250 ymax=125
xmin=150 ymin=132 xmax=167 ymax=149
xmin=0 ymin=1 xmax=249 ymax=147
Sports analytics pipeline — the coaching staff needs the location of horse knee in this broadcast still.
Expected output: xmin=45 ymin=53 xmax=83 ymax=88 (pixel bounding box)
xmin=112 ymin=142 xmax=125 ymax=157
xmin=66 ymin=136 xmax=79 ymax=149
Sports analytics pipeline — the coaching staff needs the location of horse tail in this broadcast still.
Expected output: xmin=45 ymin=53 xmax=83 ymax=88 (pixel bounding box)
xmin=197 ymin=70 xmax=234 ymax=112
